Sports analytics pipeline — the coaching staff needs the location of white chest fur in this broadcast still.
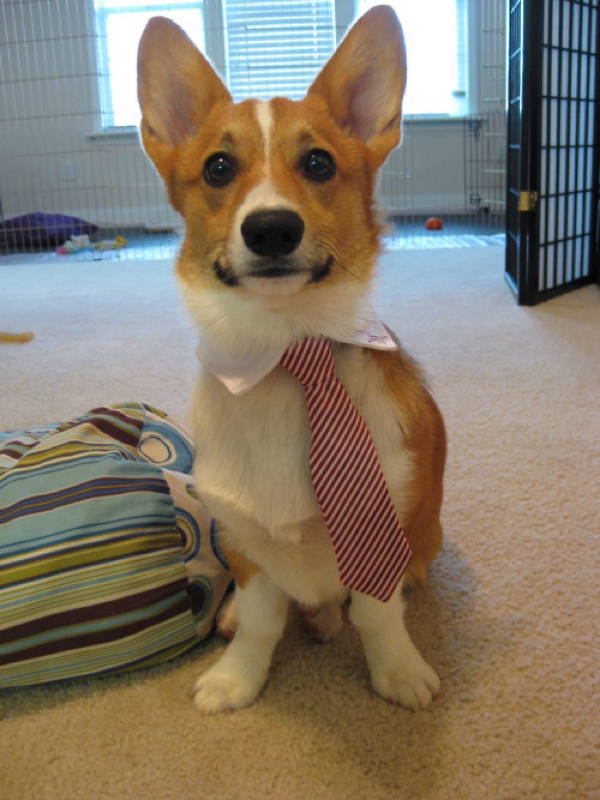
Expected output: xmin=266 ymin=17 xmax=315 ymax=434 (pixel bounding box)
xmin=191 ymin=343 xmax=415 ymax=604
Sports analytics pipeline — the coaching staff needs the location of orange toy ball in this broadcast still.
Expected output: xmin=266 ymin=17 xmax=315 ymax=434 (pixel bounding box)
xmin=425 ymin=217 xmax=443 ymax=231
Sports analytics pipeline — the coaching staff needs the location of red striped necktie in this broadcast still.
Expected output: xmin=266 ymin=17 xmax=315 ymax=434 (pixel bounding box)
xmin=280 ymin=337 xmax=412 ymax=602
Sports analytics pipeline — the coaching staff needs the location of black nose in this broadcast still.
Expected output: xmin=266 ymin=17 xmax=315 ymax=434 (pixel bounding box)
xmin=241 ymin=210 xmax=304 ymax=258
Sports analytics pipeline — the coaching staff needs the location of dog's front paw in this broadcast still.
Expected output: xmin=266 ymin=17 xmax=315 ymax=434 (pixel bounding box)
xmin=371 ymin=658 xmax=440 ymax=710
xmin=193 ymin=664 xmax=264 ymax=714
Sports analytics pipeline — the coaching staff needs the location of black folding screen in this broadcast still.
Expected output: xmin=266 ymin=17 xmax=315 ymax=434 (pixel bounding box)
xmin=506 ymin=0 xmax=600 ymax=305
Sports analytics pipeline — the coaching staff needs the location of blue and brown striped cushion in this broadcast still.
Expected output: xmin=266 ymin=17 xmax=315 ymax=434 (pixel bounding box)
xmin=0 ymin=403 xmax=231 ymax=688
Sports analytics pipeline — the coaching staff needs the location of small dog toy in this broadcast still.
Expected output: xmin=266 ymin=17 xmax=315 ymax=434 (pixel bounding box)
xmin=56 ymin=234 xmax=127 ymax=255
xmin=56 ymin=234 xmax=94 ymax=254
xmin=94 ymin=234 xmax=127 ymax=252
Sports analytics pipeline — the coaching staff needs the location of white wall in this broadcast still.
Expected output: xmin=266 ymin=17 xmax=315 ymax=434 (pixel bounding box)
xmin=380 ymin=121 xmax=467 ymax=215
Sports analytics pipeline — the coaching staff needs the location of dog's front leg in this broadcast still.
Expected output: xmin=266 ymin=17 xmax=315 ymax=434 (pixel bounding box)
xmin=193 ymin=573 xmax=288 ymax=713
xmin=349 ymin=586 xmax=440 ymax=710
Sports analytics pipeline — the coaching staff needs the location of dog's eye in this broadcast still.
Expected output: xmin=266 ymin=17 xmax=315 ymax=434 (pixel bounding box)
xmin=302 ymin=149 xmax=336 ymax=182
xmin=203 ymin=152 xmax=236 ymax=187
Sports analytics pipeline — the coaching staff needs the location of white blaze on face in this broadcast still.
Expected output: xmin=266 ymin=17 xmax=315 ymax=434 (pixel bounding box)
xmin=255 ymin=100 xmax=273 ymax=173
xmin=233 ymin=101 xmax=287 ymax=217
xmin=228 ymin=100 xmax=307 ymax=295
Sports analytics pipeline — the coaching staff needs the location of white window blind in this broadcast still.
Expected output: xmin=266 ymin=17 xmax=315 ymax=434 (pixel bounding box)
xmin=224 ymin=0 xmax=336 ymax=101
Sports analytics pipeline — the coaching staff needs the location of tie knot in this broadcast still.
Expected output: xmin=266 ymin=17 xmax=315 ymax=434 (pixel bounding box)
xmin=280 ymin=337 xmax=336 ymax=387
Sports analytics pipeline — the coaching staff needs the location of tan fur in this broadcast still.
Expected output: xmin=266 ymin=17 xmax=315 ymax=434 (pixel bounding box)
xmin=137 ymin=18 xmax=389 ymax=298
xmin=148 ymin=93 xmax=382 ymax=295
xmin=138 ymin=5 xmax=445 ymax=712
xmin=369 ymin=348 xmax=446 ymax=584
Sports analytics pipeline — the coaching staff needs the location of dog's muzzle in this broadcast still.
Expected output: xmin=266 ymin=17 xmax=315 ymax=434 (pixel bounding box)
xmin=213 ymin=208 xmax=333 ymax=287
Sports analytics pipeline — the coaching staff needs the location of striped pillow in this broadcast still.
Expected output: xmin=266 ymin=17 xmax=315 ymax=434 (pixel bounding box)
xmin=0 ymin=403 xmax=232 ymax=688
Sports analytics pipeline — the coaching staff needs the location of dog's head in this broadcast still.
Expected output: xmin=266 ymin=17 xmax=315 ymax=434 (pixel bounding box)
xmin=138 ymin=5 xmax=406 ymax=327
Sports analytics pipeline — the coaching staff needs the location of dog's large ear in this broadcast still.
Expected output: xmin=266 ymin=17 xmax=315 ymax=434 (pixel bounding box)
xmin=307 ymin=5 xmax=406 ymax=166
xmin=137 ymin=16 xmax=231 ymax=177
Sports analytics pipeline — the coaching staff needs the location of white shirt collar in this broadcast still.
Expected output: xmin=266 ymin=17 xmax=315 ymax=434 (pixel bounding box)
xmin=196 ymin=304 xmax=397 ymax=395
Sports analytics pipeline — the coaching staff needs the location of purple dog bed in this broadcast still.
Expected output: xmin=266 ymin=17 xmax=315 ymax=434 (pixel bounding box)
xmin=0 ymin=212 xmax=98 ymax=248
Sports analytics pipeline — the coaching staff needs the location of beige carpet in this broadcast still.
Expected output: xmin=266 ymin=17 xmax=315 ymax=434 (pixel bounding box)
xmin=1 ymin=247 xmax=598 ymax=799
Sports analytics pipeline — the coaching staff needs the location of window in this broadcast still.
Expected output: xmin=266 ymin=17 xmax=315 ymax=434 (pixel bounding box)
xmin=95 ymin=0 xmax=205 ymax=128
xmin=96 ymin=0 xmax=460 ymax=129
xmin=224 ymin=0 xmax=336 ymax=101
xmin=359 ymin=0 xmax=469 ymax=117
xmin=94 ymin=0 xmax=346 ymax=129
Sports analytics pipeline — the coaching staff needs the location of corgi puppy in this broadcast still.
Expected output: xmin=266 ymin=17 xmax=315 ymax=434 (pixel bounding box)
xmin=138 ymin=4 xmax=445 ymax=713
